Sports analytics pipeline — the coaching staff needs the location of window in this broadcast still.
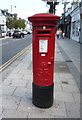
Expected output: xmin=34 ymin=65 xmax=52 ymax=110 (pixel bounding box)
xmin=72 ymin=21 xmax=76 ymax=30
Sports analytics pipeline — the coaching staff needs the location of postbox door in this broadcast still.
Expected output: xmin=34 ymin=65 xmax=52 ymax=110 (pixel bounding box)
xmin=33 ymin=28 xmax=55 ymax=86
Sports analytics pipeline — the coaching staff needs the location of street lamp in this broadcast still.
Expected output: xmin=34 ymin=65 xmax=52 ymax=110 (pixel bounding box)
xmin=41 ymin=0 xmax=59 ymax=14
xmin=11 ymin=5 xmax=16 ymax=14
xmin=61 ymin=1 xmax=69 ymax=33
xmin=47 ymin=1 xmax=59 ymax=14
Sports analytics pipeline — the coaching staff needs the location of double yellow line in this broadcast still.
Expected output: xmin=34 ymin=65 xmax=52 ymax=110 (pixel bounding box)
xmin=0 ymin=44 xmax=31 ymax=72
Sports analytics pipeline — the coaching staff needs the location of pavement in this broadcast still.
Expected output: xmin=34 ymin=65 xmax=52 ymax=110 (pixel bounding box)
xmin=0 ymin=37 xmax=81 ymax=119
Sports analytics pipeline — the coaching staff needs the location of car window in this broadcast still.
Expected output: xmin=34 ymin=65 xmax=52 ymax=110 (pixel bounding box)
xmin=14 ymin=30 xmax=21 ymax=33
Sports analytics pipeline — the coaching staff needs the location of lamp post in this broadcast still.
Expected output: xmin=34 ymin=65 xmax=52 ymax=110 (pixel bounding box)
xmin=80 ymin=1 xmax=82 ymax=43
xmin=62 ymin=2 xmax=69 ymax=33
xmin=11 ymin=5 xmax=16 ymax=14
xmin=47 ymin=1 xmax=59 ymax=14
xmin=41 ymin=0 xmax=59 ymax=14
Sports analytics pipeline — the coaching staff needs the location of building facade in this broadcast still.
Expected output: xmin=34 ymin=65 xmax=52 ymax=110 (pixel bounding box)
xmin=60 ymin=2 xmax=81 ymax=43
xmin=0 ymin=9 xmax=16 ymax=37
xmin=65 ymin=8 xmax=72 ymax=39
xmin=0 ymin=9 xmax=6 ymax=37
xmin=70 ymin=2 xmax=80 ymax=42
xmin=80 ymin=2 xmax=82 ymax=43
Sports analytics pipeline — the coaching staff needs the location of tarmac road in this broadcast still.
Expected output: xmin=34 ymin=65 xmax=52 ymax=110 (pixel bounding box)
xmin=0 ymin=34 xmax=32 ymax=66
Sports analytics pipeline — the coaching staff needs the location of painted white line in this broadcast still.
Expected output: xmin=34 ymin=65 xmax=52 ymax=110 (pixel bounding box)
xmin=12 ymin=39 xmax=20 ymax=41
xmin=0 ymin=42 xmax=9 ymax=46
xmin=0 ymin=37 xmax=10 ymax=41
xmin=12 ymin=39 xmax=23 ymax=41
xmin=0 ymin=38 xmax=24 ymax=45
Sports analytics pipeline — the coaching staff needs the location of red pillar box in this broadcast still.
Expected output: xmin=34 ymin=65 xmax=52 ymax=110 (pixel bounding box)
xmin=28 ymin=13 xmax=60 ymax=108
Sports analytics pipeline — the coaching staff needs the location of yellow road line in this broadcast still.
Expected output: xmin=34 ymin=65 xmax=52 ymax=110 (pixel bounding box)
xmin=0 ymin=44 xmax=31 ymax=72
xmin=0 ymin=45 xmax=29 ymax=69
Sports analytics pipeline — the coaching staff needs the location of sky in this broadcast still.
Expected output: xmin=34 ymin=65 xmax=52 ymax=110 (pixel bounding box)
xmin=0 ymin=0 xmax=65 ymax=20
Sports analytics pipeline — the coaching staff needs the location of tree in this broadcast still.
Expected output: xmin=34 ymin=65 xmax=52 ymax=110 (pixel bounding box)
xmin=6 ymin=17 xmax=14 ymax=29
xmin=17 ymin=18 xmax=26 ymax=29
xmin=6 ymin=16 xmax=26 ymax=29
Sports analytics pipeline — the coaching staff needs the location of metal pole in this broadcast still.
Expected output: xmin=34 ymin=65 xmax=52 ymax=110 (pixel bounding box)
xmin=53 ymin=2 xmax=59 ymax=14
xmin=11 ymin=5 xmax=12 ymax=14
xmin=80 ymin=2 xmax=82 ymax=43
xmin=64 ymin=3 xmax=66 ymax=23
xmin=53 ymin=2 xmax=56 ymax=14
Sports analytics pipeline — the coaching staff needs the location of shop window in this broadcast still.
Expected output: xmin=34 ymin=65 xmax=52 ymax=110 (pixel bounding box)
xmin=72 ymin=21 xmax=76 ymax=29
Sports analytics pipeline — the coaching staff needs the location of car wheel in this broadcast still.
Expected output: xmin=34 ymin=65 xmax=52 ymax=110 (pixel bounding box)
xmin=20 ymin=35 xmax=21 ymax=38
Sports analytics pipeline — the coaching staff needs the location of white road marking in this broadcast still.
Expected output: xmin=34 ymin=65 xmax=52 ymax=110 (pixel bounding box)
xmin=0 ymin=36 xmax=27 ymax=45
xmin=0 ymin=42 xmax=9 ymax=46
xmin=12 ymin=38 xmax=24 ymax=41
xmin=12 ymin=39 xmax=20 ymax=41
xmin=0 ymin=38 xmax=23 ymax=45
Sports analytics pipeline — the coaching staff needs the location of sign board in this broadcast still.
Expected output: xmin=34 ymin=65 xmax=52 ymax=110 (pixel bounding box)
xmin=39 ymin=39 xmax=48 ymax=53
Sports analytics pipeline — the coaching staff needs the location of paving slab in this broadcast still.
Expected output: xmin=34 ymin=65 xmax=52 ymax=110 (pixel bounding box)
xmin=18 ymin=70 xmax=32 ymax=75
xmin=28 ymin=100 xmax=67 ymax=118
xmin=3 ymin=78 xmax=28 ymax=87
xmin=2 ymin=85 xmax=16 ymax=96
xmin=23 ymin=74 xmax=33 ymax=81
xmin=0 ymin=73 xmax=2 ymax=85
xmin=55 ymin=61 xmax=70 ymax=73
xmin=0 ymin=97 xmax=2 ymax=116
xmin=2 ymin=78 xmax=13 ymax=86
xmin=13 ymin=87 xmax=30 ymax=98
xmin=65 ymin=102 xmax=80 ymax=118
xmin=55 ymin=83 xmax=63 ymax=92
xmin=17 ymin=97 xmax=33 ymax=112
xmin=72 ymin=92 xmax=80 ymax=103
xmin=62 ymin=84 xmax=80 ymax=93
xmin=54 ymin=73 xmax=61 ymax=84
xmin=59 ymin=77 xmax=77 ymax=86
xmin=2 ymin=96 xmax=21 ymax=110
xmin=55 ymin=91 xmax=74 ymax=103
xmin=7 ymin=73 xmax=23 ymax=79
xmin=0 ymin=85 xmax=2 ymax=96
xmin=2 ymin=109 xmax=28 ymax=118
xmin=59 ymin=73 xmax=74 ymax=79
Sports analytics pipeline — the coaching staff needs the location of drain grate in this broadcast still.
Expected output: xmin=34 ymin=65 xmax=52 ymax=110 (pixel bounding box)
xmin=65 ymin=60 xmax=72 ymax=62
xmin=62 ymin=81 xmax=68 ymax=84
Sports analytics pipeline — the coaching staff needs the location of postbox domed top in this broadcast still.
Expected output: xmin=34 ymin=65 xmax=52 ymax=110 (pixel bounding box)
xmin=28 ymin=13 xmax=60 ymax=23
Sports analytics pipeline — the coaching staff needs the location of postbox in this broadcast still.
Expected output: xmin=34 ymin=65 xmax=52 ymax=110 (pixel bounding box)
xmin=28 ymin=13 xmax=60 ymax=108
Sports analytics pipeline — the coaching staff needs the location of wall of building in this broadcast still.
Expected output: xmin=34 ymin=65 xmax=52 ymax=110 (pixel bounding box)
xmin=0 ymin=9 xmax=6 ymax=37
xmin=79 ymin=5 xmax=82 ymax=43
xmin=70 ymin=7 xmax=80 ymax=42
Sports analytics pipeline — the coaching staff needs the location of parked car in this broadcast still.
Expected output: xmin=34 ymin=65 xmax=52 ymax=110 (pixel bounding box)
xmin=6 ymin=30 xmax=14 ymax=37
xmin=6 ymin=31 xmax=10 ymax=36
xmin=22 ymin=30 xmax=28 ymax=35
xmin=26 ymin=30 xmax=32 ymax=34
xmin=11 ymin=30 xmax=14 ymax=36
xmin=13 ymin=30 xmax=24 ymax=38
xmin=1 ymin=31 xmax=6 ymax=37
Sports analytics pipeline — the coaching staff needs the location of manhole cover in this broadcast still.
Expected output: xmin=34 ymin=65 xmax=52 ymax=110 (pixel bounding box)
xmin=62 ymin=81 xmax=68 ymax=84
xmin=65 ymin=60 xmax=72 ymax=62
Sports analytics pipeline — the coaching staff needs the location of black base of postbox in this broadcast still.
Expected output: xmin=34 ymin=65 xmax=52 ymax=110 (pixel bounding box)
xmin=32 ymin=83 xmax=54 ymax=108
